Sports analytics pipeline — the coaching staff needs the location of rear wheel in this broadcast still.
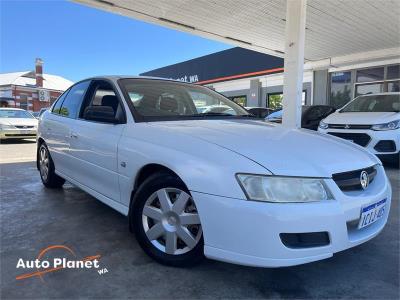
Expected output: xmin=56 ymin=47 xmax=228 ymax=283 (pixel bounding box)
xmin=38 ymin=143 xmax=65 ymax=188
xmin=131 ymin=172 xmax=204 ymax=267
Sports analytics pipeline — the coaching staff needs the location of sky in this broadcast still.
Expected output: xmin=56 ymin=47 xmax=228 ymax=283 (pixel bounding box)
xmin=0 ymin=0 xmax=230 ymax=82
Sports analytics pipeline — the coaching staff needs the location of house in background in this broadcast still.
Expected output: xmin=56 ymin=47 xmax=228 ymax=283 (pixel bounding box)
xmin=0 ymin=58 xmax=73 ymax=112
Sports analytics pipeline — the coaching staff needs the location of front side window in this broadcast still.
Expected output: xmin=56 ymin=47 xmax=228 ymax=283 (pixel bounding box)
xmin=119 ymin=79 xmax=249 ymax=121
xmin=341 ymin=94 xmax=400 ymax=113
xmin=59 ymin=81 xmax=90 ymax=118
xmin=80 ymin=80 xmax=125 ymax=123
xmin=0 ymin=109 xmax=34 ymax=118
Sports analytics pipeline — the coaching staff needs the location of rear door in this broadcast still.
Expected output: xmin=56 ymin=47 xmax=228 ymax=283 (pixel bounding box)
xmin=42 ymin=81 xmax=90 ymax=177
xmin=68 ymin=80 xmax=126 ymax=202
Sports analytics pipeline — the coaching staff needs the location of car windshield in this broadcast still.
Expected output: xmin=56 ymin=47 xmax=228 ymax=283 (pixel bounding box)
xmin=119 ymin=79 xmax=250 ymax=121
xmin=0 ymin=109 xmax=34 ymax=118
xmin=340 ymin=94 xmax=400 ymax=113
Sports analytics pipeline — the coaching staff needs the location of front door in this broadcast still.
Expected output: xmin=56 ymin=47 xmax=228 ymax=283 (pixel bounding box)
xmin=68 ymin=80 xmax=126 ymax=202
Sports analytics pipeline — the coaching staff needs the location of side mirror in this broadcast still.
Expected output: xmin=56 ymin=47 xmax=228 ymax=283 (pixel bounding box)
xmin=83 ymin=106 xmax=120 ymax=124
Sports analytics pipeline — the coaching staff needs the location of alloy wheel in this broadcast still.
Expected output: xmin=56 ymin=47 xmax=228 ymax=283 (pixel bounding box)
xmin=142 ymin=188 xmax=202 ymax=255
xmin=39 ymin=146 xmax=49 ymax=182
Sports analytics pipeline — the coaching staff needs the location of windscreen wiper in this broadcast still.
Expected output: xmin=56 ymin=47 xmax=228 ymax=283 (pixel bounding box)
xmin=188 ymin=112 xmax=236 ymax=117
xmin=188 ymin=112 xmax=257 ymax=117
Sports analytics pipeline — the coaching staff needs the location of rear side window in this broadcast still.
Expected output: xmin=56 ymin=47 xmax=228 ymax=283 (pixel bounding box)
xmin=59 ymin=81 xmax=90 ymax=118
xmin=52 ymin=90 xmax=69 ymax=114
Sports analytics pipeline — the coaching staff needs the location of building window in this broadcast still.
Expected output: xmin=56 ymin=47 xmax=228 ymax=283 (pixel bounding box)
xmin=356 ymin=67 xmax=384 ymax=83
xmin=354 ymin=64 xmax=400 ymax=97
xmin=267 ymin=91 xmax=306 ymax=110
xmin=19 ymin=94 xmax=29 ymax=110
xmin=387 ymin=65 xmax=400 ymax=80
xmin=354 ymin=82 xmax=385 ymax=97
xmin=330 ymin=71 xmax=352 ymax=109
xmin=229 ymin=95 xmax=246 ymax=107
xmin=329 ymin=64 xmax=400 ymax=108
xmin=388 ymin=80 xmax=400 ymax=93
xmin=267 ymin=93 xmax=283 ymax=109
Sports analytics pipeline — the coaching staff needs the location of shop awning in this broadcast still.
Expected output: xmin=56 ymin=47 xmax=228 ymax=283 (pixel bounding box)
xmin=74 ymin=0 xmax=400 ymax=127
xmin=75 ymin=0 xmax=400 ymax=67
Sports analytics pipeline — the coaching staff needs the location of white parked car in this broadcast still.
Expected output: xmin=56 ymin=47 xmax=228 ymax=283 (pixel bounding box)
xmin=0 ymin=108 xmax=38 ymax=140
xmin=37 ymin=77 xmax=392 ymax=267
xmin=319 ymin=93 xmax=400 ymax=166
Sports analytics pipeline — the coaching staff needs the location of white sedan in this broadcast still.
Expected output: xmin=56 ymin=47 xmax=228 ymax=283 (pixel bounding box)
xmin=0 ymin=108 xmax=38 ymax=140
xmin=319 ymin=93 xmax=399 ymax=166
xmin=37 ymin=76 xmax=392 ymax=267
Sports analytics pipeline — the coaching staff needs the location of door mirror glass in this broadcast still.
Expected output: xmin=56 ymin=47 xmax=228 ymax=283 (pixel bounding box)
xmin=83 ymin=106 xmax=120 ymax=124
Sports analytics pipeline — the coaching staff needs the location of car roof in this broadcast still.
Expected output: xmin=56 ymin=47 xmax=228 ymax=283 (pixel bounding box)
xmin=79 ymin=75 xmax=185 ymax=84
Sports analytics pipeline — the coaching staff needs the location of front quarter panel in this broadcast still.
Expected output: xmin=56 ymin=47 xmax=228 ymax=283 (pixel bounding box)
xmin=117 ymin=123 xmax=270 ymax=211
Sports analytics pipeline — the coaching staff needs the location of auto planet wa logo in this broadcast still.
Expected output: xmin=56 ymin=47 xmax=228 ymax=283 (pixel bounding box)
xmin=16 ymin=245 xmax=108 ymax=281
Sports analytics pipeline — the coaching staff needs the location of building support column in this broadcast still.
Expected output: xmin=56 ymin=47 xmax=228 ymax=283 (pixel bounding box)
xmin=282 ymin=0 xmax=307 ymax=128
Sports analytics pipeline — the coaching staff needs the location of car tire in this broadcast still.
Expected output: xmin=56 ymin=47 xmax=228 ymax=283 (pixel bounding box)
xmin=130 ymin=172 xmax=204 ymax=267
xmin=38 ymin=143 xmax=65 ymax=188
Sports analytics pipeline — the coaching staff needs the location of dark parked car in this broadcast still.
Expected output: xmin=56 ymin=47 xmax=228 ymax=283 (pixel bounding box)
xmin=245 ymin=107 xmax=275 ymax=118
xmin=266 ymin=105 xmax=336 ymax=130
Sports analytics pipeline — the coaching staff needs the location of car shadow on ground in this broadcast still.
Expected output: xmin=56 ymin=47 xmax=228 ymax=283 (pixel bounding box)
xmin=1 ymin=161 xmax=399 ymax=299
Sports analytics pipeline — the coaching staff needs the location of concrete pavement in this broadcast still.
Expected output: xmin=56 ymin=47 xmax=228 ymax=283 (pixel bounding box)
xmin=0 ymin=140 xmax=399 ymax=299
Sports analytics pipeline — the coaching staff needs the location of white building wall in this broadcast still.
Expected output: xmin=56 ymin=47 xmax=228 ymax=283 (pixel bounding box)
xmin=210 ymin=71 xmax=313 ymax=94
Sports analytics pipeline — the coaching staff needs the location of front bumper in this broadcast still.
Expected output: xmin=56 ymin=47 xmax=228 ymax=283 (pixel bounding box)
xmin=0 ymin=129 xmax=37 ymax=139
xmin=318 ymin=127 xmax=400 ymax=156
xmin=192 ymin=166 xmax=391 ymax=267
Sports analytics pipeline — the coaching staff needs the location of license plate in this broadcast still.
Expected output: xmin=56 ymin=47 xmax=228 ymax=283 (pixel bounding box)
xmin=358 ymin=199 xmax=386 ymax=229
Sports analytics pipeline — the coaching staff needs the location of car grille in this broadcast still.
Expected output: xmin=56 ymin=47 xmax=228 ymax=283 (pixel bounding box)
xmin=328 ymin=124 xmax=372 ymax=130
xmin=14 ymin=125 xmax=35 ymax=129
xmin=332 ymin=166 xmax=377 ymax=191
xmin=327 ymin=132 xmax=371 ymax=147
xmin=4 ymin=133 xmax=36 ymax=137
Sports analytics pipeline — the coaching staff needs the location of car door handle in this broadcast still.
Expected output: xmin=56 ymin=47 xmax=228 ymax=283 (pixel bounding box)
xmin=70 ymin=132 xmax=78 ymax=138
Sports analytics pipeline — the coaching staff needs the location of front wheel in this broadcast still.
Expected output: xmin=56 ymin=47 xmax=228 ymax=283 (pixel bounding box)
xmin=131 ymin=172 xmax=204 ymax=267
xmin=38 ymin=143 xmax=65 ymax=188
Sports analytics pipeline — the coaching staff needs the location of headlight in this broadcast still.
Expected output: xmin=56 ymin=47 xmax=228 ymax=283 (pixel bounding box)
xmin=371 ymin=120 xmax=400 ymax=131
xmin=0 ymin=124 xmax=15 ymax=130
xmin=319 ymin=120 xmax=329 ymax=130
xmin=236 ymin=174 xmax=334 ymax=203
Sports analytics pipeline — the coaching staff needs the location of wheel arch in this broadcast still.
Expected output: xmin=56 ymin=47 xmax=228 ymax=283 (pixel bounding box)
xmin=128 ymin=163 xmax=191 ymax=229
xmin=131 ymin=163 xmax=189 ymax=198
